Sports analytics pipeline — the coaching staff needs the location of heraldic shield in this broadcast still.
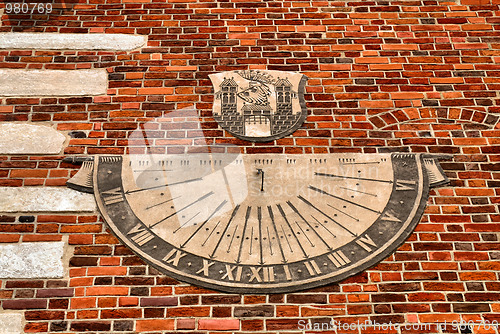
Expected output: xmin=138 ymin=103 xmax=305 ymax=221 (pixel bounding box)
xmin=209 ymin=70 xmax=308 ymax=142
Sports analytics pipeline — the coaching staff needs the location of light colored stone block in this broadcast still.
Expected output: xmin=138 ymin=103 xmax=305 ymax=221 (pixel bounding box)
xmin=0 ymin=32 xmax=147 ymax=51
xmin=0 ymin=69 xmax=107 ymax=96
xmin=0 ymin=242 xmax=65 ymax=278
xmin=0 ymin=123 xmax=66 ymax=155
xmin=0 ymin=313 xmax=24 ymax=334
xmin=0 ymin=187 xmax=96 ymax=213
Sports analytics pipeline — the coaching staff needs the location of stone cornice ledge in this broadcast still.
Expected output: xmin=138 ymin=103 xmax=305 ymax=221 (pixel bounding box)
xmin=0 ymin=32 xmax=147 ymax=51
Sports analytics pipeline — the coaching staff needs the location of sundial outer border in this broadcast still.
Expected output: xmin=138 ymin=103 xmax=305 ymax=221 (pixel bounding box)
xmin=92 ymin=154 xmax=429 ymax=294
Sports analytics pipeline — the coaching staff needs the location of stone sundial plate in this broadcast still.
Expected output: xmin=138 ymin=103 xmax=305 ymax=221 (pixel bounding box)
xmin=68 ymin=153 xmax=448 ymax=293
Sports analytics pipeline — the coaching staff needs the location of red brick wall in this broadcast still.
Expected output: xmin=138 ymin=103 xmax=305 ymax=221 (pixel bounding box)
xmin=1 ymin=0 xmax=500 ymax=333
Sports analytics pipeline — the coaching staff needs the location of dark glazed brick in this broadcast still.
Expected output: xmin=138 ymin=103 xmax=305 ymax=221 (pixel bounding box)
xmin=379 ymin=283 xmax=421 ymax=292
xmin=36 ymin=289 xmax=74 ymax=298
xmin=70 ymin=321 xmax=111 ymax=332
xmin=113 ymin=320 xmax=134 ymax=331
xmin=19 ymin=216 xmax=35 ymax=222
xmin=453 ymin=303 xmax=491 ymax=313
xmin=50 ymin=321 xmax=68 ymax=332
xmin=201 ymin=295 xmax=241 ymax=305
xmin=140 ymin=297 xmax=178 ymax=307
xmin=287 ymin=294 xmax=327 ymax=304
xmin=234 ymin=305 xmax=275 ymax=317
xmin=69 ymin=257 xmax=98 ymax=267
xmin=130 ymin=287 xmax=149 ymax=296
xmin=3 ymin=299 xmax=47 ymax=309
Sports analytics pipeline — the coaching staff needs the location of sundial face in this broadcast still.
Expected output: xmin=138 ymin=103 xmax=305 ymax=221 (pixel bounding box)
xmin=68 ymin=152 xmax=448 ymax=293
xmin=66 ymin=70 xmax=449 ymax=293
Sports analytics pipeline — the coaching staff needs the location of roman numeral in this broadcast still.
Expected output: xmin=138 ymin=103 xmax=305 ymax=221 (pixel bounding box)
xmin=396 ymin=180 xmax=416 ymax=191
xmin=262 ymin=267 xmax=275 ymax=282
xmin=162 ymin=249 xmax=187 ymax=267
xmin=102 ymin=187 xmax=124 ymax=205
xmin=381 ymin=211 xmax=401 ymax=223
xmin=196 ymin=259 xmax=215 ymax=277
xmin=356 ymin=234 xmax=377 ymax=252
xmin=283 ymin=265 xmax=292 ymax=281
xmin=127 ymin=223 xmax=154 ymax=246
xmin=246 ymin=266 xmax=279 ymax=283
xmin=221 ymin=265 xmax=242 ymax=281
xmin=327 ymin=250 xmax=351 ymax=268
xmin=304 ymin=260 xmax=321 ymax=276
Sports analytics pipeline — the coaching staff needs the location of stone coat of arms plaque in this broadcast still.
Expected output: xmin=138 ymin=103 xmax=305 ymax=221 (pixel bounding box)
xmin=209 ymin=70 xmax=308 ymax=142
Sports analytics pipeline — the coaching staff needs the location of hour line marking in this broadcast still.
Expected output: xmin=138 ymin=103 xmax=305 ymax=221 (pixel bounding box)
xmin=298 ymin=196 xmax=357 ymax=237
xmin=277 ymin=204 xmax=308 ymax=259
xmin=281 ymin=225 xmax=293 ymax=252
xmin=146 ymin=195 xmax=180 ymax=210
xmin=310 ymin=215 xmax=337 ymax=238
xmin=210 ymin=205 xmax=241 ymax=259
xmin=249 ymin=227 xmax=254 ymax=255
xmin=315 ymin=172 xmax=392 ymax=184
xmin=125 ymin=177 xmax=203 ymax=194
xmin=356 ymin=234 xmax=377 ymax=252
xmin=295 ymin=221 xmax=314 ymax=247
xmin=287 ymin=201 xmax=332 ymax=251
xmin=258 ymin=207 xmax=264 ymax=265
xmin=226 ymin=225 xmax=238 ymax=253
xmin=151 ymin=191 xmax=215 ymax=228
xmin=236 ymin=206 xmax=252 ymax=263
xmin=183 ymin=200 xmax=227 ymax=248
xmin=339 ymin=186 xmax=378 ymax=197
xmin=202 ymin=220 xmax=221 ymax=247
xmin=267 ymin=226 xmax=273 ymax=256
xmin=326 ymin=204 xmax=360 ymax=222
xmin=309 ymin=185 xmax=381 ymax=214
xmin=173 ymin=211 xmax=201 ymax=234
xmin=268 ymin=206 xmax=287 ymax=263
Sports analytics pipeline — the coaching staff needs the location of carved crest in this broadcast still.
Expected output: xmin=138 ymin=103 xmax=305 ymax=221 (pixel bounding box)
xmin=209 ymin=70 xmax=308 ymax=142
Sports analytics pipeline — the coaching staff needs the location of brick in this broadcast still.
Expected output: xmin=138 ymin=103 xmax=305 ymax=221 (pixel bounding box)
xmin=101 ymin=309 xmax=141 ymax=319
xmin=234 ymin=305 xmax=274 ymax=317
xmin=70 ymin=322 xmax=111 ymax=332
xmin=136 ymin=319 xmax=175 ymax=331
xmin=453 ymin=303 xmax=491 ymax=312
xmin=36 ymin=289 xmax=74 ymax=298
xmin=86 ymin=287 xmax=129 ymax=296
xmin=167 ymin=306 xmax=210 ymax=317
xmin=3 ymin=299 xmax=47 ymax=309
xmin=198 ymin=319 xmax=240 ymax=330
xmin=287 ymin=294 xmax=327 ymax=304
xmin=140 ymin=297 xmax=178 ymax=307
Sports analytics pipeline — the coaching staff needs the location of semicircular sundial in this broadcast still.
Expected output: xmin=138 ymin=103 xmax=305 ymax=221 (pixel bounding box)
xmin=67 ymin=70 xmax=449 ymax=293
